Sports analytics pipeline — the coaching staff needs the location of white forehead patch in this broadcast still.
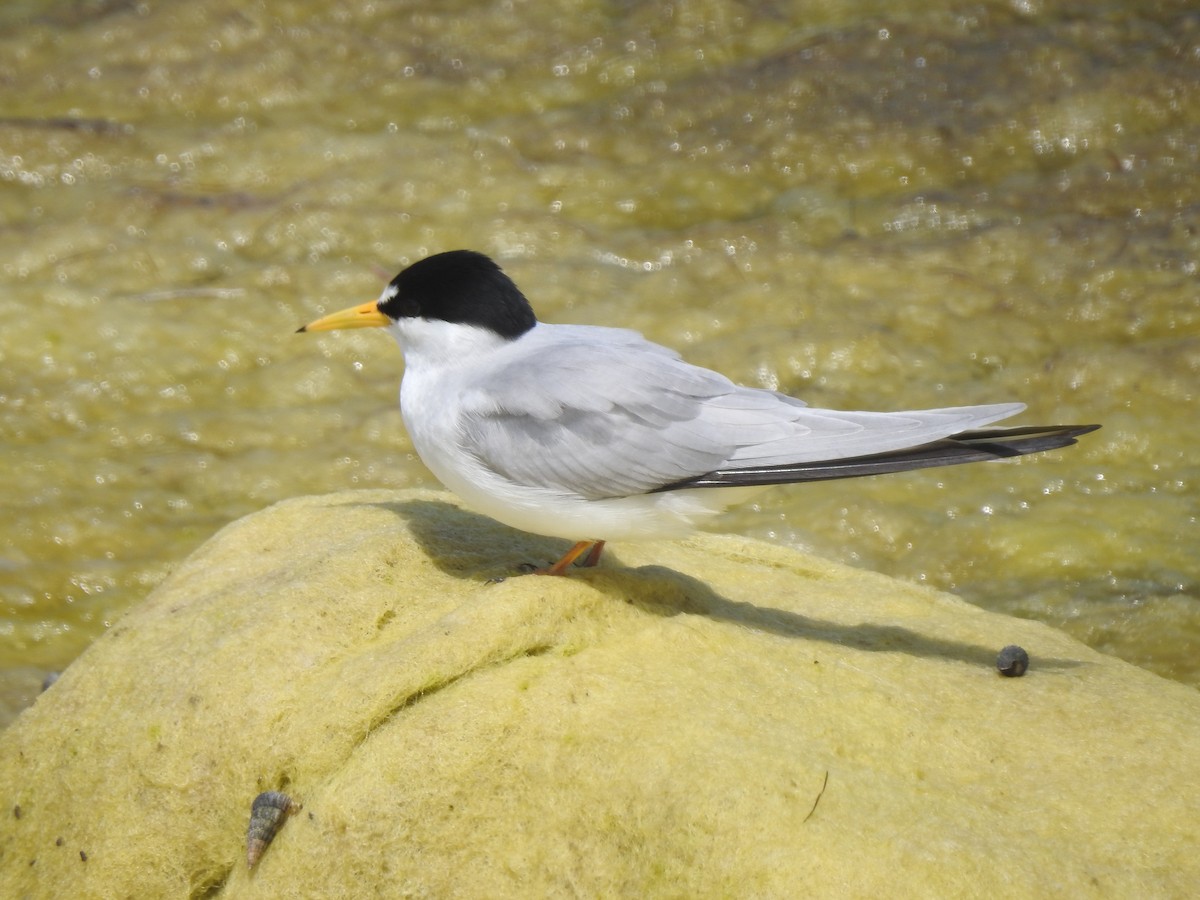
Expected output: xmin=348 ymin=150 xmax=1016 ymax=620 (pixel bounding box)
xmin=378 ymin=283 xmax=399 ymax=303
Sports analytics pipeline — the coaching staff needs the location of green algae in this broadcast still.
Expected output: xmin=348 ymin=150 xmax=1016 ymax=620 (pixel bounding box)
xmin=1 ymin=0 xmax=1196 ymax=722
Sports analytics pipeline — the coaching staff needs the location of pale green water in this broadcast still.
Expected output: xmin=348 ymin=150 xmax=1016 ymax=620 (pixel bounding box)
xmin=1 ymin=0 xmax=1197 ymax=723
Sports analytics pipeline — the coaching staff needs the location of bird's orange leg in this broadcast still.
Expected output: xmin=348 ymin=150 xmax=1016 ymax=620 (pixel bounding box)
xmin=536 ymin=540 xmax=602 ymax=576
xmin=580 ymin=540 xmax=606 ymax=568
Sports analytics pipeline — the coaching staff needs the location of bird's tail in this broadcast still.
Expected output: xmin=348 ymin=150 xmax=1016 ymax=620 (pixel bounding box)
xmin=656 ymin=424 xmax=1101 ymax=490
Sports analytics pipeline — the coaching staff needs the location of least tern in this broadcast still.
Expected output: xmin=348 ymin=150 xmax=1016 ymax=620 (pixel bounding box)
xmin=299 ymin=250 xmax=1097 ymax=575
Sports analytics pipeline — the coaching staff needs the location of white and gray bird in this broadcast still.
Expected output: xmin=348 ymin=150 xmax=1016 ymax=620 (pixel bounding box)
xmin=299 ymin=250 xmax=1097 ymax=575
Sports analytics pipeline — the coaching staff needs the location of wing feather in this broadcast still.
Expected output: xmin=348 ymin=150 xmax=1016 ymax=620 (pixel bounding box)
xmin=456 ymin=323 xmax=1025 ymax=499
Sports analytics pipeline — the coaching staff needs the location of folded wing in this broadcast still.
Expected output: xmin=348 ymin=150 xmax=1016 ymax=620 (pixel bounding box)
xmin=456 ymin=324 xmax=1076 ymax=500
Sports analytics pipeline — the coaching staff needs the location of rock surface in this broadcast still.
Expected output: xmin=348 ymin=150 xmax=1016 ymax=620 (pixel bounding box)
xmin=1 ymin=489 xmax=1197 ymax=897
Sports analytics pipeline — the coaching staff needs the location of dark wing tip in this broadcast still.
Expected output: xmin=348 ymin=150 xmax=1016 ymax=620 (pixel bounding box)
xmin=654 ymin=422 xmax=1102 ymax=492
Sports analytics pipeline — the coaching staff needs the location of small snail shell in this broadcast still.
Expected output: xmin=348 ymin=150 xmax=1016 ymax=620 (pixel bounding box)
xmin=246 ymin=791 xmax=300 ymax=868
xmin=996 ymin=645 xmax=1030 ymax=677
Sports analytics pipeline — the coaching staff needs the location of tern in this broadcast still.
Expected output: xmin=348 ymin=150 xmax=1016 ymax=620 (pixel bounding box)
xmin=299 ymin=250 xmax=1097 ymax=575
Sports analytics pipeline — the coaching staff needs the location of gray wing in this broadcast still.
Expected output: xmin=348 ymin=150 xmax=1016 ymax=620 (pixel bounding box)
xmin=457 ymin=324 xmax=1024 ymax=500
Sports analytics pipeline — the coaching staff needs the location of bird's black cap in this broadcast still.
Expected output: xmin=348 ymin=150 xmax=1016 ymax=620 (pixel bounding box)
xmin=378 ymin=250 xmax=537 ymax=340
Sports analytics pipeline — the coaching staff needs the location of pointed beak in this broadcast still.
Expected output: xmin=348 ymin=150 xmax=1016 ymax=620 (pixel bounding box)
xmin=296 ymin=300 xmax=391 ymax=333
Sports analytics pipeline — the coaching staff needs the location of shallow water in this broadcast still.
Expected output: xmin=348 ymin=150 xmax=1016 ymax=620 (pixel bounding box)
xmin=1 ymin=0 xmax=1197 ymax=723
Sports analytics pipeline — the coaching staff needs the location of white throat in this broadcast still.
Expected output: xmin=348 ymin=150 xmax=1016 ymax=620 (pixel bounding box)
xmin=388 ymin=317 xmax=515 ymax=371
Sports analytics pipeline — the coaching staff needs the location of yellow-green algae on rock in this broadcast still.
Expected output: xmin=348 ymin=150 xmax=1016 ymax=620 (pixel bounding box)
xmin=1 ymin=490 xmax=1197 ymax=898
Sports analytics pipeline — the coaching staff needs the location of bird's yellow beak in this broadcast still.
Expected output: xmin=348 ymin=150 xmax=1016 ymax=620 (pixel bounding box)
xmin=296 ymin=300 xmax=390 ymax=333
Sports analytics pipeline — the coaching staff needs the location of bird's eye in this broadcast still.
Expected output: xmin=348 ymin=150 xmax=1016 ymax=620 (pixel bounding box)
xmin=381 ymin=291 xmax=420 ymax=318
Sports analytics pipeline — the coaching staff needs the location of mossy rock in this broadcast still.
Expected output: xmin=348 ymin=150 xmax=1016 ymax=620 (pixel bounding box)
xmin=2 ymin=490 xmax=1197 ymax=897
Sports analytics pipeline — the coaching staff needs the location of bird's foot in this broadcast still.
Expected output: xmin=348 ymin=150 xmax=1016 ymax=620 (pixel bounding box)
xmin=485 ymin=541 xmax=606 ymax=581
xmin=533 ymin=540 xmax=605 ymax=576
